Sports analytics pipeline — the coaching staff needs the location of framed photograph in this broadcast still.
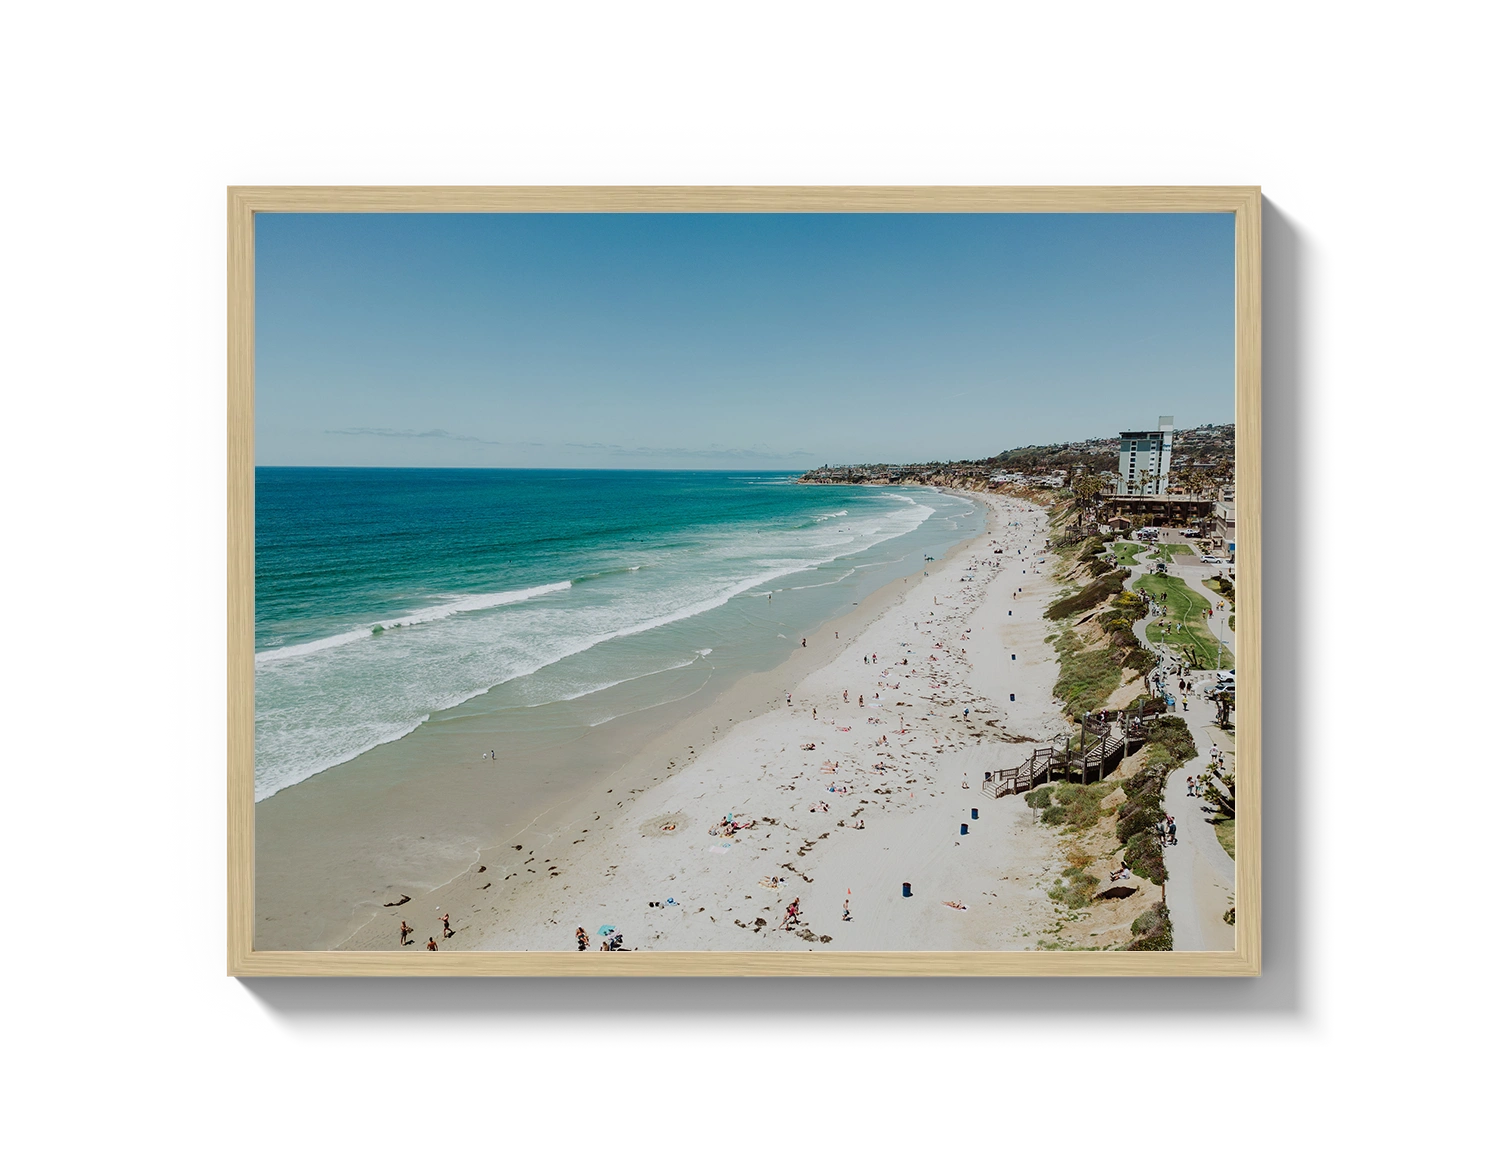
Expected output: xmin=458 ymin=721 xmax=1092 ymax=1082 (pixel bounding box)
xmin=229 ymin=187 xmax=1260 ymax=975
xmin=167 ymin=120 xmax=1338 ymax=1050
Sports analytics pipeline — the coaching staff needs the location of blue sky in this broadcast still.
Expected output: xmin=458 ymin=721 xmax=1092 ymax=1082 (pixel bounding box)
xmin=255 ymin=212 xmax=1234 ymax=468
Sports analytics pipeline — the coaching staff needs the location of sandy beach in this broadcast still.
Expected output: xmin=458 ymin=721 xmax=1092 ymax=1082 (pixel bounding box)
xmin=337 ymin=491 xmax=1074 ymax=953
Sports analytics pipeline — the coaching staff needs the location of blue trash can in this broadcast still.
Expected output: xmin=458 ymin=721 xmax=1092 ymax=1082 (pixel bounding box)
xmin=902 ymin=882 xmax=912 ymax=897
xmin=1010 ymin=693 xmax=1015 ymax=701
xmin=971 ymin=808 xmax=979 ymax=819
xmin=959 ymin=823 xmax=968 ymax=835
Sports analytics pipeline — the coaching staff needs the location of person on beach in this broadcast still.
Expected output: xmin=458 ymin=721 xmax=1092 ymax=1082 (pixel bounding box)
xmin=842 ymin=899 xmax=851 ymax=922
xmin=843 ymin=689 xmax=849 ymax=702
xmin=426 ymin=937 xmax=438 ymax=951
xmin=440 ymin=913 xmax=453 ymax=938
xmin=576 ymin=926 xmax=589 ymax=951
xmin=802 ymin=638 xmax=806 ymax=647
xmin=858 ymin=695 xmax=864 ymax=707
xmin=399 ymin=921 xmax=412 ymax=946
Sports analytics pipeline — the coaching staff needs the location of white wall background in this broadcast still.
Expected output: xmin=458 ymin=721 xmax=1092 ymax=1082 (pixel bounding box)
xmin=0 ymin=2 xmax=1494 ymax=1158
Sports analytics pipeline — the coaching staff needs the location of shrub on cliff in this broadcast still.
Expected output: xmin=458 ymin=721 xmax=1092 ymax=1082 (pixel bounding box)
xmin=1145 ymin=715 xmax=1196 ymax=766
xmin=1123 ymin=830 xmax=1167 ymax=885
xmin=1127 ymin=903 xmax=1173 ymax=950
xmin=1045 ymin=570 xmax=1128 ymax=621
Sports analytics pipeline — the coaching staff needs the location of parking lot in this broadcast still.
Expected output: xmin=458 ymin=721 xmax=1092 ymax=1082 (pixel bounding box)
xmin=1140 ymin=528 xmax=1224 ymax=570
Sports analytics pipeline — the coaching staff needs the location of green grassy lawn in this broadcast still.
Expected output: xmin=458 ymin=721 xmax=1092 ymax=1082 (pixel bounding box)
xmin=1160 ymin=543 xmax=1195 ymax=558
xmin=1111 ymin=541 xmax=1145 ymax=566
xmin=1214 ymin=819 xmax=1236 ymax=859
xmin=1136 ymin=573 xmax=1234 ymax=669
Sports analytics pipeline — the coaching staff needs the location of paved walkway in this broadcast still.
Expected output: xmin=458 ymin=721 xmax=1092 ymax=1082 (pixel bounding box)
xmin=1123 ymin=536 xmax=1236 ymax=951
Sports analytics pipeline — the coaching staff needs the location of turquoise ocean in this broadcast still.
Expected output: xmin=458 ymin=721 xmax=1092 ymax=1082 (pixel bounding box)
xmin=255 ymin=469 xmax=985 ymax=800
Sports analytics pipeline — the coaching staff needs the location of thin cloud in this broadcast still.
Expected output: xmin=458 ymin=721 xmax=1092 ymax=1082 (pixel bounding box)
xmin=563 ymin=441 xmax=815 ymax=461
xmin=326 ymin=428 xmax=813 ymax=462
xmin=325 ymin=427 xmax=542 ymax=448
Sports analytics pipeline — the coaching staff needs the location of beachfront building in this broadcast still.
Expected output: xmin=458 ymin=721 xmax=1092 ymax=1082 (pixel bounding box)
xmin=1113 ymin=416 xmax=1174 ymax=496
xmin=1212 ymin=486 xmax=1236 ymax=560
xmin=1104 ymin=493 xmax=1215 ymax=528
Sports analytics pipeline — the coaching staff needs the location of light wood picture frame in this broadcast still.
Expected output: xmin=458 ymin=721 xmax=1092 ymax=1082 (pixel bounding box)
xmin=229 ymin=186 xmax=1260 ymax=976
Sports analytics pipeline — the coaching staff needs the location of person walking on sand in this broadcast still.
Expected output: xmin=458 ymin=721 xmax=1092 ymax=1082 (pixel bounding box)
xmin=576 ymin=926 xmax=589 ymax=952
xmin=843 ymin=899 xmax=851 ymax=922
xmin=399 ymin=920 xmax=413 ymax=946
xmin=440 ymin=913 xmax=453 ymax=938
xmin=427 ymin=937 xmax=438 ymax=951
xmin=843 ymin=689 xmax=849 ymax=703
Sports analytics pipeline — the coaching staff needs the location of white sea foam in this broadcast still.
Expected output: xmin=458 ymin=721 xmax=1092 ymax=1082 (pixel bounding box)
xmin=521 ymin=658 xmax=701 ymax=708
xmin=255 ymin=580 xmax=572 ymax=663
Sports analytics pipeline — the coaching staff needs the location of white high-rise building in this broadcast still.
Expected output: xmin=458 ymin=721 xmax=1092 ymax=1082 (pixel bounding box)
xmin=1115 ymin=416 xmax=1174 ymax=495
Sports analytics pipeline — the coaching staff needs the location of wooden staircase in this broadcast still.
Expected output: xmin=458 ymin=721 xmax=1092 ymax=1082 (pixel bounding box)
xmin=982 ymin=717 xmax=1147 ymax=799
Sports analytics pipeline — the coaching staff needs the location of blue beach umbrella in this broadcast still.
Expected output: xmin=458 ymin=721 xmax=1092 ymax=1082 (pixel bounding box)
xmin=598 ymin=925 xmax=616 ymax=936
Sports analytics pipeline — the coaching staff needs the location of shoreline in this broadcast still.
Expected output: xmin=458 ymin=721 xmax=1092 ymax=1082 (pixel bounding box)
xmin=255 ymin=488 xmax=987 ymax=950
xmin=339 ymin=488 xmax=1071 ymax=953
